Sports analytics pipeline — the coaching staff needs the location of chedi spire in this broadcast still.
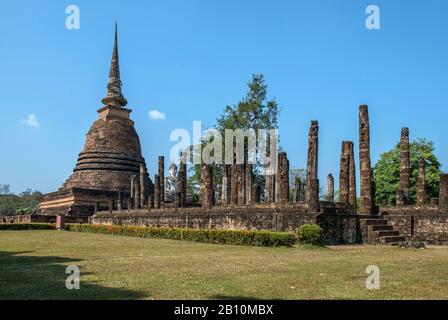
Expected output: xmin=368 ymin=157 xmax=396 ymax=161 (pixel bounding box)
xmin=102 ymin=23 xmax=128 ymax=108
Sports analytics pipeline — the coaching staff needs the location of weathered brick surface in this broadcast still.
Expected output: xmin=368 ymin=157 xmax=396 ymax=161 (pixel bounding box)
xmin=359 ymin=105 xmax=376 ymax=214
xmin=417 ymin=158 xmax=426 ymax=206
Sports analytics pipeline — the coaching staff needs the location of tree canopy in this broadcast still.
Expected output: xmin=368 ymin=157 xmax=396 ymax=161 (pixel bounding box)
xmin=373 ymin=138 xmax=441 ymax=205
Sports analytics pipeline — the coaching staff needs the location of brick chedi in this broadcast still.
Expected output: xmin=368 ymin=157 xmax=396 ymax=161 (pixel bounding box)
xmin=38 ymin=24 xmax=152 ymax=216
xmin=306 ymin=121 xmax=320 ymax=212
xmin=359 ymin=105 xmax=376 ymax=214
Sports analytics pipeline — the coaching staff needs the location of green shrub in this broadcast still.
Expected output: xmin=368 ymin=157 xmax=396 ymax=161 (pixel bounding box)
xmin=0 ymin=223 xmax=55 ymax=231
xmin=67 ymin=224 xmax=297 ymax=247
xmin=297 ymin=224 xmax=324 ymax=246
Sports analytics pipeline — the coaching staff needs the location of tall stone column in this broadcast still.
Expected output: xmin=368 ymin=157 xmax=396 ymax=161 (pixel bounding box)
xmin=339 ymin=141 xmax=351 ymax=204
xmin=348 ymin=142 xmax=357 ymax=211
xmin=237 ymin=164 xmax=246 ymax=205
xmin=277 ymin=152 xmax=290 ymax=204
xmin=439 ymin=174 xmax=448 ymax=214
xmin=265 ymin=174 xmax=275 ymax=203
xmin=417 ymin=158 xmax=426 ymax=206
xmin=231 ymin=144 xmax=238 ymax=205
xmin=245 ymin=163 xmax=254 ymax=205
xmin=134 ymin=178 xmax=140 ymax=209
xmin=154 ymin=174 xmax=161 ymax=209
xmin=139 ymin=164 xmax=146 ymax=208
xmin=359 ymin=105 xmax=375 ymax=214
xmin=221 ymin=165 xmax=230 ymax=205
xmin=327 ymin=174 xmax=334 ymax=202
xmin=399 ymin=128 xmax=411 ymax=203
xmin=294 ymin=177 xmax=302 ymax=202
xmin=158 ymin=156 xmax=165 ymax=204
xmin=178 ymin=154 xmax=187 ymax=207
xmin=306 ymin=121 xmax=319 ymax=212
xmin=201 ymin=164 xmax=214 ymax=209
xmin=117 ymin=191 xmax=122 ymax=211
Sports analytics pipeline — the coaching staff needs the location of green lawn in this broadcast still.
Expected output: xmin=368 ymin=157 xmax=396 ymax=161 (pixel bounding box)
xmin=0 ymin=230 xmax=447 ymax=300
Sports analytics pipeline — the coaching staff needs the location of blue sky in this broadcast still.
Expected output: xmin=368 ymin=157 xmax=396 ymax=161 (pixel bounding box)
xmin=0 ymin=0 xmax=447 ymax=194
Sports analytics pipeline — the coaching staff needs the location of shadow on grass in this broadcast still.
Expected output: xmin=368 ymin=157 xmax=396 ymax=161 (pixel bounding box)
xmin=210 ymin=295 xmax=263 ymax=300
xmin=0 ymin=251 xmax=145 ymax=300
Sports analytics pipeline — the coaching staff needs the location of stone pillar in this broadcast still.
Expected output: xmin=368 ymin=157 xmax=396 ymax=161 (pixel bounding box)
xmin=178 ymin=154 xmax=187 ymax=207
xmin=134 ymin=178 xmax=140 ymax=209
xmin=139 ymin=164 xmax=146 ymax=208
xmin=307 ymin=179 xmax=320 ymax=212
xmin=117 ymin=191 xmax=122 ymax=211
xmin=439 ymin=174 xmax=448 ymax=213
xmin=158 ymin=156 xmax=165 ymax=204
xmin=265 ymin=174 xmax=275 ymax=203
xmin=94 ymin=202 xmax=99 ymax=214
xmin=237 ymin=165 xmax=245 ymax=205
xmin=277 ymin=152 xmax=290 ymax=204
xmin=109 ymin=199 xmax=114 ymax=213
xmin=327 ymin=174 xmax=334 ymax=202
xmin=130 ymin=175 xmax=136 ymax=209
xmin=175 ymin=192 xmax=181 ymax=210
xmin=201 ymin=164 xmax=214 ymax=209
xmin=245 ymin=163 xmax=254 ymax=205
xmin=339 ymin=141 xmax=351 ymax=203
xmin=222 ymin=165 xmax=230 ymax=205
xmin=396 ymin=189 xmax=405 ymax=206
xmin=56 ymin=215 xmax=66 ymax=230
xmin=348 ymin=142 xmax=357 ymax=211
xmin=359 ymin=105 xmax=375 ymax=214
xmin=306 ymin=121 xmax=319 ymax=212
xmin=399 ymin=128 xmax=411 ymax=203
xmin=231 ymin=145 xmax=239 ymax=205
xmin=294 ymin=177 xmax=302 ymax=202
xmin=417 ymin=158 xmax=426 ymax=206
xmin=147 ymin=195 xmax=153 ymax=212
xmin=430 ymin=197 xmax=439 ymax=206
xmin=127 ymin=198 xmax=132 ymax=213
xmin=154 ymin=174 xmax=161 ymax=209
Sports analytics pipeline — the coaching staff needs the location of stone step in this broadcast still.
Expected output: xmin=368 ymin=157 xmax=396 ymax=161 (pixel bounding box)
xmin=376 ymin=230 xmax=400 ymax=237
xmin=365 ymin=219 xmax=388 ymax=226
xmin=372 ymin=225 xmax=394 ymax=231
xmin=380 ymin=236 xmax=406 ymax=244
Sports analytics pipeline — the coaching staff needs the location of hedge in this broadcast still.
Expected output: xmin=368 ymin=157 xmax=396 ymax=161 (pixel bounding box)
xmin=297 ymin=224 xmax=324 ymax=246
xmin=0 ymin=223 xmax=55 ymax=231
xmin=67 ymin=224 xmax=297 ymax=247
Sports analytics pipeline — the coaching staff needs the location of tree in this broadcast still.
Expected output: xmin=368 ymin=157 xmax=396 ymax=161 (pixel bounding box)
xmin=373 ymin=138 xmax=441 ymax=205
xmin=0 ymin=184 xmax=11 ymax=195
xmin=188 ymin=74 xmax=282 ymax=199
xmin=0 ymin=187 xmax=43 ymax=216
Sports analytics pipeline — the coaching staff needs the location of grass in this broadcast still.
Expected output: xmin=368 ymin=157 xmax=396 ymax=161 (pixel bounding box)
xmin=0 ymin=230 xmax=447 ymax=300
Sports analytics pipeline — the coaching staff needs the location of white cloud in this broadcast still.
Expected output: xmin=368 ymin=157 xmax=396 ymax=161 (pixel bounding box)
xmin=21 ymin=114 xmax=40 ymax=127
xmin=148 ymin=109 xmax=166 ymax=120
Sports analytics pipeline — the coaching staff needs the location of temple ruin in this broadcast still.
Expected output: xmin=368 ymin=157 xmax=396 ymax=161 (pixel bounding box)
xmin=35 ymin=27 xmax=448 ymax=246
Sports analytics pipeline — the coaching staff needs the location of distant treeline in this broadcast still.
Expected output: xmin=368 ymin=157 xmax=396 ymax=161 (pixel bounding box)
xmin=0 ymin=185 xmax=43 ymax=216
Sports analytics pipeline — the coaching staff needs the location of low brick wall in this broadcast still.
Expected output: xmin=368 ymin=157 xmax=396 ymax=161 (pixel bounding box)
xmin=0 ymin=215 xmax=88 ymax=224
xmin=387 ymin=214 xmax=448 ymax=245
xmin=91 ymin=208 xmax=366 ymax=245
